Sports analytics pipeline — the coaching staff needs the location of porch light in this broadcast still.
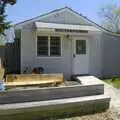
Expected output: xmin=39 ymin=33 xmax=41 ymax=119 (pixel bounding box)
xmin=66 ymin=34 xmax=70 ymax=39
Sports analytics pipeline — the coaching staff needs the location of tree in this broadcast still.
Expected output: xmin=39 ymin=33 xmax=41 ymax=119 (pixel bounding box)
xmin=99 ymin=4 xmax=120 ymax=33
xmin=0 ymin=0 xmax=16 ymax=35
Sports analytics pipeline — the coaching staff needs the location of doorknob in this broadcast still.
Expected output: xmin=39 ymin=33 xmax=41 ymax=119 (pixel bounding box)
xmin=73 ymin=53 xmax=76 ymax=58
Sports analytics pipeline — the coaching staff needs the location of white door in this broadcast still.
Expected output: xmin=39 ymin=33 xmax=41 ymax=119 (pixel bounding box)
xmin=72 ymin=38 xmax=89 ymax=75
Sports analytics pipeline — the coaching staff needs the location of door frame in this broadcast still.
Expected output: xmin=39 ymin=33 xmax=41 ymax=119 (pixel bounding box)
xmin=72 ymin=36 xmax=89 ymax=75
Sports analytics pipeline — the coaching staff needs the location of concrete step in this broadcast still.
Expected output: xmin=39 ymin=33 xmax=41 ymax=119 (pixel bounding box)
xmin=0 ymin=95 xmax=110 ymax=120
xmin=76 ymin=76 xmax=104 ymax=86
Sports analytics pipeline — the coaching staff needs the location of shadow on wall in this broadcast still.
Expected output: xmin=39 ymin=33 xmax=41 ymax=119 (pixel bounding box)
xmin=5 ymin=39 xmax=20 ymax=74
xmin=0 ymin=38 xmax=20 ymax=75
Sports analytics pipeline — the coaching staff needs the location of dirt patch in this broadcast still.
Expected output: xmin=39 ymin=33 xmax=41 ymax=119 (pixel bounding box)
xmin=58 ymin=80 xmax=80 ymax=87
xmin=6 ymin=80 xmax=81 ymax=91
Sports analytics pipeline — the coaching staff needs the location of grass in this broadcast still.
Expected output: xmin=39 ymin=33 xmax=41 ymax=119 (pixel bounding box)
xmin=104 ymin=77 xmax=120 ymax=89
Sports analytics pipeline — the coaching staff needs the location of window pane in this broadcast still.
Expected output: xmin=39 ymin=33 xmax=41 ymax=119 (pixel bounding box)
xmin=37 ymin=36 xmax=48 ymax=56
xmin=76 ymin=40 xmax=86 ymax=54
xmin=50 ymin=37 xmax=61 ymax=56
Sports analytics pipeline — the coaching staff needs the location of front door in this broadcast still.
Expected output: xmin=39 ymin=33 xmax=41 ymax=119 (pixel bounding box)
xmin=72 ymin=38 xmax=89 ymax=75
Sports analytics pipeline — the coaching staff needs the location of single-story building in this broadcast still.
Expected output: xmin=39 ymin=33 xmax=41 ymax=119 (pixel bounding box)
xmin=10 ymin=7 xmax=120 ymax=79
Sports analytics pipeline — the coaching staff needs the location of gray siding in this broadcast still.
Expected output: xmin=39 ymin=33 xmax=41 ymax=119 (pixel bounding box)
xmin=101 ymin=33 xmax=120 ymax=78
xmin=89 ymin=33 xmax=102 ymax=77
xmin=21 ymin=29 xmax=72 ymax=79
xmin=21 ymin=28 xmax=102 ymax=79
xmin=39 ymin=9 xmax=91 ymax=25
xmin=34 ymin=37 xmax=72 ymax=79
xmin=21 ymin=29 xmax=36 ymax=73
xmin=19 ymin=27 xmax=120 ymax=79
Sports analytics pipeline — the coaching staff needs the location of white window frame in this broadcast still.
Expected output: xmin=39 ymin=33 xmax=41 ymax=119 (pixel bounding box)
xmin=76 ymin=40 xmax=86 ymax=55
xmin=36 ymin=35 xmax=62 ymax=58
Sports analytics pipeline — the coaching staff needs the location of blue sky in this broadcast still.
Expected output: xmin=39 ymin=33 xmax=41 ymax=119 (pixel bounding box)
xmin=6 ymin=0 xmax=119 ymax=24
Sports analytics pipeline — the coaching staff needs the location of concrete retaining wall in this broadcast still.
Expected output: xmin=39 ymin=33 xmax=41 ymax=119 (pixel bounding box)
xmin=0 ymin=95 xmax=110 ymax=120
xmin=0 ymin=84 xmax=104 ymax=104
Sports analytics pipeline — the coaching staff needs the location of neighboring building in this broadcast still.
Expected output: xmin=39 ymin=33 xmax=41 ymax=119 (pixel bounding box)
xmin=12 ymin=7 xmax=120 ymax=79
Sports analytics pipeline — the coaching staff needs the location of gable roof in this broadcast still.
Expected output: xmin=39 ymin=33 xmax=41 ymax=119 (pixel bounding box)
xmin=14 ymin=7 xmax=71 ymax=27
xmin=15 ymin=7 xmax=93 ymax=27
xmin=14 ymin=6 xmax=120 ymax=36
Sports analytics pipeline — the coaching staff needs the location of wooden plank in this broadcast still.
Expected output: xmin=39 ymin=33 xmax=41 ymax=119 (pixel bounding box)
xmin=5 ymin=74 xmax=64 ymax=86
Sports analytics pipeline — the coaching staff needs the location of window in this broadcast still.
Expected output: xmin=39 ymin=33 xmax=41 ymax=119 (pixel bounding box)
xmin=76 ymin=40 xmax=86 ymax=54
xmin=50 ymin=37 xmax=61 ymax=56
xmin=37 ymin=36 xmax=61 ymax=56
xmin=37 ymin=36 xmax=48 ymax=56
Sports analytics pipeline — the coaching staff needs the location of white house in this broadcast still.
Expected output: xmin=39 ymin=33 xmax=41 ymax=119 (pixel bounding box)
xmin=13 ymin=7 xmax=120 ymax=79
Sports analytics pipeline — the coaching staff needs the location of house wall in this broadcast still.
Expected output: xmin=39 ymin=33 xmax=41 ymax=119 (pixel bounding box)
xmin=89 ymin=32 xmax=102 ymax=77
xmin=35 ymin=33 xmax=72 ymax=79
xmin=101 ymin=33 xmax=120 ymax=78
xmin=21 ymin=29 xmax=36 ymax=73
xmin=20 ymin=27 xmax=120 ymax=79
xmin=21 ymin=27 xmax=102 ymax=79
xmin=21 ymin=29 xmax=73 ymax=79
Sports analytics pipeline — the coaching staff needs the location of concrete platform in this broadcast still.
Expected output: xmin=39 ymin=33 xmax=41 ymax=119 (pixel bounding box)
xmin=77 ymin=76 xmax=104 ymax=86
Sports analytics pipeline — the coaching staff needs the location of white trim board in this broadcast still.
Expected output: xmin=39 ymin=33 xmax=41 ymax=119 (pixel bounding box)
xmin=35 ymin=22 xmax=100 ymax=31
